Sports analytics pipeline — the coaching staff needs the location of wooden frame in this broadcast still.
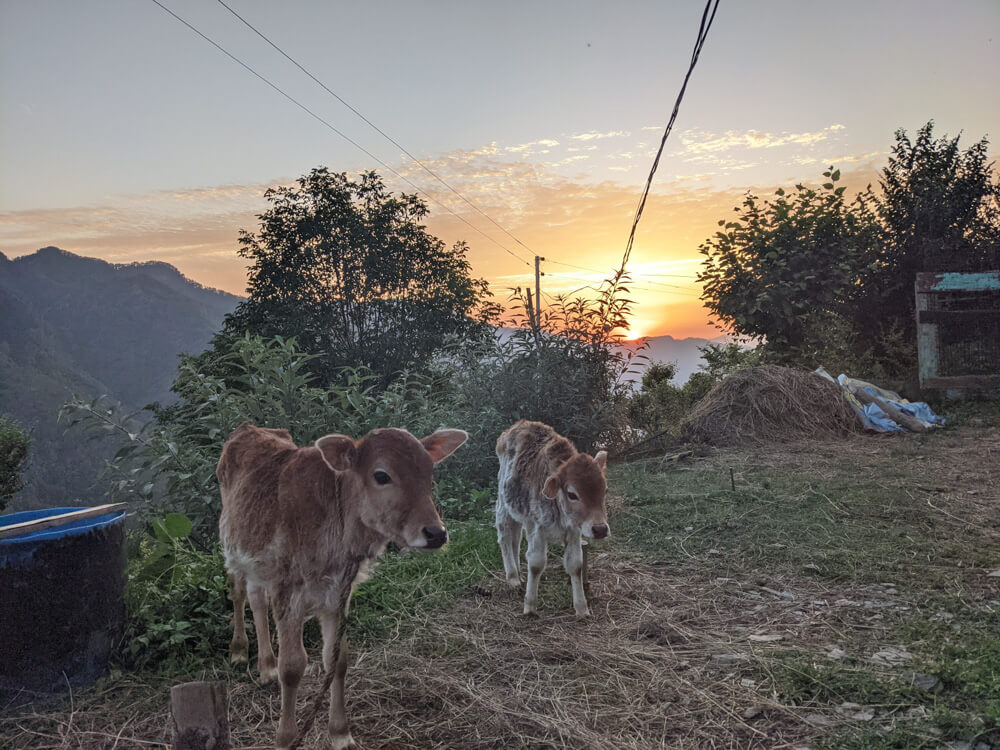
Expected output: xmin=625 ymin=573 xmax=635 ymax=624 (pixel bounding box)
xmin=915 ymin=271 xmax=1000 ymax=393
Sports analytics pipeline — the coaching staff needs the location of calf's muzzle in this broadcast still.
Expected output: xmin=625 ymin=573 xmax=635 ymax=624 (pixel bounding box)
xmin=422 ymin=525 xmax=448 ymax=549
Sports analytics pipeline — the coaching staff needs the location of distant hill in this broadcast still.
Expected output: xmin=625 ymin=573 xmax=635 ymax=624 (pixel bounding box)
xmin=496 ymin=327 xmax=726 ymax=385
xmin=619 ymin=333 xmax=730 ymax=385
xmin=0 ymin=247 xmax=240 ymax=510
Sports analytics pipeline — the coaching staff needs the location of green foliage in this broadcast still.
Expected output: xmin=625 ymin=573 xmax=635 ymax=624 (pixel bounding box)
xmin=223 ymin=168 xmax=500 ymax=386
xmin=698 ymin=168 xmax=878 ymax=361
xmin=625 ymin=345 xmax=759 ymax=442
xmin=698 ymin=342 xmax=763 ymax=380
xmin=497 ymin=269 xmax=639 ymax=453
xmin=698 ymin=121 xmax=1000 ymax=376
xmin=120 ymin=514 xmax=231 ymax=671
xmin=0 ymin=415 xmax=29 ymax=512
xmin=61 ymin=335 xmax=452 ymax=536
xmin=856 ymin=121 xmax=1000 ymax=359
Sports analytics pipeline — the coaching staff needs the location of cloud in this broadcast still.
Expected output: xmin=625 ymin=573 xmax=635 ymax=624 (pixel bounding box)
xmin=678 ymin=124 xmax=847 ymax=155
xmin=570 ymin=130 xmax=630 ymax=141
xmin=505 ymin=138 xmax=560 ymax=154
xmin=3 ymin=141 xmax=884 ymax=339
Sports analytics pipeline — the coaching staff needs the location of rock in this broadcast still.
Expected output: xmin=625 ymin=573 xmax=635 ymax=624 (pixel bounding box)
xmin=901 ymin=671 xmax=941 ymax=692
xmin=987 ymin=570 xmax=1000 ymax=578
xmin=749 ymin=634 xmax=783 ymax=642
xmin=740 ymin=678 xmax=756 ymax=687
xmin=836 ymin=702 xmax=875 ymax=721
xmin=870 ymin=646 xmax=914 ymax=665
xmin=930 ymin=611 xmax=955 ymax=622
xmin=708 ymin=548 xmax=721 ymax=556
xmin=826 ymin=647 xmax=847 ymax=660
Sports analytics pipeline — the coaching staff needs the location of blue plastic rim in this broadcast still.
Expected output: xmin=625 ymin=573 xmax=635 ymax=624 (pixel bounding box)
xmin=0 ymin=507 xmax=127 ymax=547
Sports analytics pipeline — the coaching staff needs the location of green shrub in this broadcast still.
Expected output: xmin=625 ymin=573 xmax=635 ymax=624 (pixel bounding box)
xmin=120 ymin=514 xmax=231 ymax=671
xmin=61 ymin=335 xmax=453 ymax=537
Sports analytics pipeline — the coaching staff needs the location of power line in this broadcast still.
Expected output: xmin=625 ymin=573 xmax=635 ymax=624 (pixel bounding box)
xmin=545 ymin=270 xmax=701 ymax=298
xmin=147 ymin=0 xmax=532 ymax=266
xmin=546 ymin=257 xmax=699 ymax=283
xmin=620 ymin=0 xmax=720 ymax=270
xmin=213 ymin=0 xmax=538 ymax=265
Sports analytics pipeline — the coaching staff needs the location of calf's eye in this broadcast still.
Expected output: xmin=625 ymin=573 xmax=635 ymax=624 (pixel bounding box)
xmin=373 ymin=470 xmax=392 ymax=485
xmin=567 ymin=491 xmax=579 ymax=501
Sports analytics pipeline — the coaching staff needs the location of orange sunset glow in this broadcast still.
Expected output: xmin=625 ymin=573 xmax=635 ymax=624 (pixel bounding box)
xmin=2 ymin=2 xmax=997 ymax=343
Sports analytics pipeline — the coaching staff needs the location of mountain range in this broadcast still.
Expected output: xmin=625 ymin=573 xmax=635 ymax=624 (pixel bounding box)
xmin=0 ymin=247 xmax=718 ymax=511
xmin=0 ymin=247 xmax=240 ymax=509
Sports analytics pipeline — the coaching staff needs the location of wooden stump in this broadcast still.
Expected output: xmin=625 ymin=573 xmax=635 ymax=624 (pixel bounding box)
xmin=170 ymin=681 xmax=230 ymax=750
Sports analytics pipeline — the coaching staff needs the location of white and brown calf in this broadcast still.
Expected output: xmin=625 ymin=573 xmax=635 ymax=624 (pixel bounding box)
xmin=495 ymin=420 xmax=609 ymax=617
xmin=218 ymin=421 xmax=467 ymax=750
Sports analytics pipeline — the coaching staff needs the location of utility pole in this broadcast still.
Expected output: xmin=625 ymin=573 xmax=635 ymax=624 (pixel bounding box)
xmin=534 ymin=256 xmax=545 ymax=326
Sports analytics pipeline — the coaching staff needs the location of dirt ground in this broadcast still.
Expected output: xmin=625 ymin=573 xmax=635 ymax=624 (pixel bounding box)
xmin=3 ymin=420 xmax=999 ymax=749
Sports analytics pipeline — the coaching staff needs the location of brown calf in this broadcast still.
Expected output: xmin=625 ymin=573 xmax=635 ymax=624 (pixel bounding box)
xmin=495 ymin=420 xmax=608 ymax=616
xmin=218 ymin=421 xmax=467 ymax=750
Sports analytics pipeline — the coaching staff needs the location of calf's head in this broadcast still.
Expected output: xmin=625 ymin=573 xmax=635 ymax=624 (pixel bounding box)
xmin=543 ymin=451 xmax=610 ymax=539
xmin=316 ymin=427 xmax=467 ymax=549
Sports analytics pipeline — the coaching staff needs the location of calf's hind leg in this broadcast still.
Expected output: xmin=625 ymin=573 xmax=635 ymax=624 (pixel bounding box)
xmin=496 ymin=508 xmax=523 ymax=587
xmin=228 ymin=573 xmax=249 ymax=663
xmin=247 ymin=582 xmax=277 ymax=683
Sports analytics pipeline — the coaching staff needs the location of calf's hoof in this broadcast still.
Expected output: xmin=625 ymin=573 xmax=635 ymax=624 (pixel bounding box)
xmin=258 ymin=658 xmax=278 ymax=684
xmin=575 ymin=607 xmax=592 ymax=618
xmin=505 ymin=575 xmax=521 ymax=588
xmin=328 ymin=731 xmax=356 ymax=750
xmin=230 ymin=639 xmax=249 ymax=664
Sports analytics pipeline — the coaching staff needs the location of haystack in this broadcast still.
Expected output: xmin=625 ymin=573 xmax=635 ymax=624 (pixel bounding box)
xmin=681 ymin=364 xmax=860 ymax=446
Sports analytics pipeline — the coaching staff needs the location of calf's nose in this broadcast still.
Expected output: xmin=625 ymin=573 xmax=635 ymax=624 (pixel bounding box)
xmin=422 ymin=525 xmax=448 ymax=548
xmin=592 ymin=524 xmax=609 ymax=539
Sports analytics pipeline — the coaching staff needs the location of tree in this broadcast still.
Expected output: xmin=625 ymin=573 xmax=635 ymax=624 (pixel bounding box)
xmin=858 ymin=121 xmax=1000 ymax=347
xmin=0 ymin=415 xmax=29 ymax=512
xmin=224 ymin=168 xmax=499 ymax=385
xmin=697 ymin=169 xmax=878 ymax=361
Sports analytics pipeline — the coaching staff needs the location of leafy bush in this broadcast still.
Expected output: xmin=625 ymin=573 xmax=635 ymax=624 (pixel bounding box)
xmin=61 ymin=335 xmax=452 ymax=537
xmin=120 ymin=513 xmax=231 ymax=671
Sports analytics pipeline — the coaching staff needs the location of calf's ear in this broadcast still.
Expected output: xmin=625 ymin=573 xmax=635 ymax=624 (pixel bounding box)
xmin=316 ymin=434 xmax=356 ymax=472
xmin=542 ymin=475 xmax=561 ymax=500
xmin=594 ymin=450 xmax=608 ymax=472
xmin=421 ymin=429 xmax=468 ymax=464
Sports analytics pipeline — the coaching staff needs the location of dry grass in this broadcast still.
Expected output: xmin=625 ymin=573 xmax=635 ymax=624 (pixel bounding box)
xmin=3 ymin=418 xmax=999 ymax=750
xmin=3 ymin=562 xmax=887 ymax=750
xmin=681 ymin=365 xmax=861 ymax=446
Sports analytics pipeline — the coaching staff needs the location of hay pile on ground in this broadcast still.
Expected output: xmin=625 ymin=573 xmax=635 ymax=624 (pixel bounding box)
xmin=681 ymin=364 xmax=859 ymax=446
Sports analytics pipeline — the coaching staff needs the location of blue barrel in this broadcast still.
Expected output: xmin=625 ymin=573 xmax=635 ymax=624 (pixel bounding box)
xmin=0 ymin=507 xmax=126 ymax=702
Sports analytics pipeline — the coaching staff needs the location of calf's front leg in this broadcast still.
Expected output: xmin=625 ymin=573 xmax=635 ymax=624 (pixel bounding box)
xmin=524 ymin=529 xmax=547 ymax=615
xmin=321 ymin=611 xmax=355 ymax=749
xmin=274 ymin=613 xmax=307 ymax=750
xmin=563 ymin=534 xmax=590 ymax=617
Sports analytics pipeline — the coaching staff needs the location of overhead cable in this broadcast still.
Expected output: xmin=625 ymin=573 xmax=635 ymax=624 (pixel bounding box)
xmin=147 ymin=0 xmax=532 ymax=266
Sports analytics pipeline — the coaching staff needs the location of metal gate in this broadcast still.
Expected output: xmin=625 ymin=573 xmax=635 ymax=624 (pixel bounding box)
xmin=915 ymin=271 xmax=1000 ymax=394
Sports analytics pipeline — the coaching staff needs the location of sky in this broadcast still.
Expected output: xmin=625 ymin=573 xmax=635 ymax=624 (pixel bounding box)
xmin=1 ymin=0 xmax=998 ymax=339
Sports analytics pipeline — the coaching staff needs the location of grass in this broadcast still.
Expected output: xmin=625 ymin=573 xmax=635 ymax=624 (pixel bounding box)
xmin=3 ymin=417 xmax=999 ymax=749
xmin=607 ymin=422 xmax=1000 ymax=749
